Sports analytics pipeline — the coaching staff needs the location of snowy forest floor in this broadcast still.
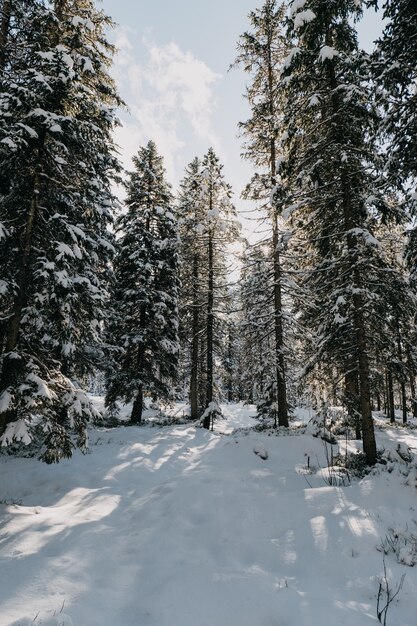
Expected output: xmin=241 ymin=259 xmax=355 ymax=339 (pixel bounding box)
xmin=1 ymin=403 xmax=417 ymax=626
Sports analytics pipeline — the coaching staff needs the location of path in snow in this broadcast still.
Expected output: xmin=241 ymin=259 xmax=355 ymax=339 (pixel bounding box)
xmin=0 ymin=403 xmax=416 ymax=626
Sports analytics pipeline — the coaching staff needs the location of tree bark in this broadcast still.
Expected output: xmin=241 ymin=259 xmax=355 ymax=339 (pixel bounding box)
xmin=396 ymin=332 xmax=407 ymax=424
xmin=387 ymin=368 xmax=395 ymax=423
xmin=204 ymin=222 xmax=214 ymax=430
xmin=0 ymin=0 xmax=11 ymax=71
xmin=345 ymin=366 xmax=361 ymax=440
xmin=354 ymin=298 xmax=377 ymax=465
xmin=227 ymin=327 xmax=233 ymax=402
xmin=131 ymin=386 xmax=143 ymax=425
xmin=0 ymin=167 xmax=41 ymax=432
xmin=407 ymin=349 xmax=417 ymax=417
xmin=190 ymin=253 xmax=199 ymax=420
xmin=267 ymin=31 xmax=288 ymax=428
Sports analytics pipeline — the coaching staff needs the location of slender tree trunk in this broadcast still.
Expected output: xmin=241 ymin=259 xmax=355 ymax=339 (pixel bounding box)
xmin=227 ymin=327 xmax=233 ymax=402
xmin=130 ymin=206 xmax=150 ymax=426
xmin=396 ymin=332 xmax=407 ymax=424
xmin=387 ymin=369 xmax=395 ymax=423
xmin=131 ymin=385 xmax=143 ymax=425
xmin=345 ymin=366 xmax=361 ymax=440
xmin=342 ymin=193 xmax=377 ymax=464
xmin=266 ymin=36 xmax=288 ymax=427
xmin=354 ymin=299 xmax=377 ymax=465
xmin=190 ymin=254 xmax=199 ymax=420
xmin=0 ymin=0 xmax=11 ymax=71
xmin=204 ymin=211 xmax=214 ymax=429
xmin=0 ymin=167 xmax=41 ymax=432
xmin=401 ymin=380 xmax=407 ymax=425
xmin=407 ymin=349 xmax=417 ymax=417
xmin=130 ymin=304 xmax=146 ymax=425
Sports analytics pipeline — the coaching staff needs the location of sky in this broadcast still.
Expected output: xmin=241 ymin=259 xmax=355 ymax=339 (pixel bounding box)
xmin=101 ymin=0 xmax=384 ymax=224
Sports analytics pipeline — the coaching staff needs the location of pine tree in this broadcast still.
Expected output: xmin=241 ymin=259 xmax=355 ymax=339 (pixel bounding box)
xmin=240 ymin=243 xmax=275 ymax=411
xmin=373 ymin=0 xmax=417 ymax=194
xmin=105 ymin=141 xmax=180 ymax=424
xmin=200 ymin=148 xmax=240 ymax=428
xmin=0 ymin=0 xmax=121 ymax=461
xmin=177 ymin=150 xmax=240 ymax=426
xmin=234 ymin=0 xmax=290 ymax=426
xmin=177 ymin=158 xmax=206 ymax=419
xmin=283 ymin=0 xmax=408 ymax=464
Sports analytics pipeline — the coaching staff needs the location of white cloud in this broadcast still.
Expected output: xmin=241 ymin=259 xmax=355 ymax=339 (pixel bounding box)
xmin=111 ymin=28 xmax=222 ymax=186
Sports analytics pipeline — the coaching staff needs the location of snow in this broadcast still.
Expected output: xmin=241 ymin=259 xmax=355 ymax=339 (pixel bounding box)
xmin=0 ymin=402 xmax=417 ymax=626
xmin=293 ymin=9 xmax=316 ymax=30
xmin=0 ymin=419 xmax=32 ymax=447
xmin=290 ymin=0 xmax=308 ymax=15
xmin=319 ymin=46 xmax=339 ymax=62
xmin=56 ymin=242 xmax=75 ymax=259
xmin=1 ymin=137 xmax=18 ymax=150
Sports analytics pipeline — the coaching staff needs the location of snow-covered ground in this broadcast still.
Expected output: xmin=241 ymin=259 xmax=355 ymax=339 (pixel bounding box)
xmin=1 ymin=403 xmax=417 ymax=626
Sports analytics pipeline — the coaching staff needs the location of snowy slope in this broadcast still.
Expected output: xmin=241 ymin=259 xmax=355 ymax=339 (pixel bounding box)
xmin=0 ymin=404 xmax=416 ymax=626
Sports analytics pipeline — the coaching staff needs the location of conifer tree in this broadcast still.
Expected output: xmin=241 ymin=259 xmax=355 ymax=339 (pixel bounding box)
xmin=177 ymin=150 xmax=239 ymax=426
xmin=0 ymin=0 xmax=121 ymax=461
xmin=234 ymin=0 xmax=290 ymax=426
xmin=240 ymin=243 xmax=275 ymax=409
xmin=105 ymin=141 xmax=180 ymax=424
xmin=283 ymin=0 xmax=408 ymax=464
xmin=177 ymin=158 xmax=206 ymax=419
xmin=373 ymin=0 xmax=417 ymax=193
xmin=200 ymin=148 xmax=240 ymax=428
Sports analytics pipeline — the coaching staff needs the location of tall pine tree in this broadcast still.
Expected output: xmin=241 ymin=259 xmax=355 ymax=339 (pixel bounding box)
xmin=283 ymin=0 xmax=408 ymax=464
xmin=234 ymin=0 xmax=290 ymax=426
xmin=0 ymin=0 xmax=121 ymax=461
xmin=105 ymin=141 xmax=180 ymax=424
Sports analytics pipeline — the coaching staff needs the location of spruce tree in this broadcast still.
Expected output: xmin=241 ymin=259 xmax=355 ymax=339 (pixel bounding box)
xmin=234 ymin=0 xmax=290 ymax=427
xmin=0 ymin=0 xmax=121 ymax=461
xmin=373 ymin=0 xmax=417 ymax=193
xmin=200 ymin=148 xmax=240 ymax=428
xmin=240 ymin=243 xmax=276 ymax=413
xmin=283 ymin=0 xmax=408 ymax=464
xmin=105 ymin=141 xmax=180 ymax=424
xmin=177 ymin=158 xmax=206 ymax=419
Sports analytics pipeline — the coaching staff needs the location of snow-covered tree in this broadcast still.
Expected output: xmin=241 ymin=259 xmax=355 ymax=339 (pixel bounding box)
xmin=0 ymin=0 xmax=121 ymax=461
xmin=239 ymin=243 xmax=274 ymax=408
xmin=282 ymin=0 xmax=410 ymax=464
xmin=178 ymin=150 xmax=240 ymax=426
xmin=234 ymin=0 xmax=290 ymax=427
xmin=373 ymin=0 xmax=417 ymax=195
xmin=200 ymin=148 xmax=240 ymax=428
xmin=177 ymin=158 xmax=206 ymax=419
xmin=105 ymin=141 xmax=180 ymax=424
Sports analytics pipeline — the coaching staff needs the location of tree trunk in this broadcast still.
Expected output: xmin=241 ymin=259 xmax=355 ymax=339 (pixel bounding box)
xmin=354 ymin=301 xmax=377 ymax=465
xmin=0 ymin=0 xmax=11 ymax=71
xmin=0 ymin=168 xmax=41 ymax=432
xmin=407 ymin=349 xmax=417 ymax=418
xmin=227 ymin=326 xmax=233 ymax=402
xmin=396 ymin=333 xmax=407 ymax=424
xmin=345 ymin=366 xmax=361 ymax=440
xmin=131 ymin=386 xmax=143 ymax=425
xmin=204 ymin=211 xmax=214 ymax=429
xmin=387 ymin=369 xmax=395 ymax=423
xmin=267 ymin=37 xmax=288 ymax=427
xmin=190 ymin=254 xmax=199 ymax=420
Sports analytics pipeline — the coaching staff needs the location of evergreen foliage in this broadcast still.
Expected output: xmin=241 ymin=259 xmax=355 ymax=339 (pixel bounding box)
xmin=282 ymin=0 xmax=413 ymax=464
xmin=234 ymin=0 xmax=290 ymax=427
xmin=0 ymin=0 xmax=120 ymax=461
xmin=105 ymin=141 xmax=180 ymax=424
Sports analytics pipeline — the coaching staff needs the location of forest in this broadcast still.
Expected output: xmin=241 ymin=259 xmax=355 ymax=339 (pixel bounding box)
xmin=0 ymin=0 xmax=416 ymax=625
